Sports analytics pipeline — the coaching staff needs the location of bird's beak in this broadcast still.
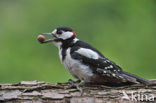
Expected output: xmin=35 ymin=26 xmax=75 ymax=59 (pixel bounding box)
xmin=39 ymin=33 xmax=55 ymax=43
xmin=40 ymin=32 xmax=57 ymax=38
xmin=40 ymin=33 xmax=53 ymax=36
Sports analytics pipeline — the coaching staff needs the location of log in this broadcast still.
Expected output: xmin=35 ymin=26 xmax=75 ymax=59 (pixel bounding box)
xmin=0 ymin=80 xmax=156 ymax=103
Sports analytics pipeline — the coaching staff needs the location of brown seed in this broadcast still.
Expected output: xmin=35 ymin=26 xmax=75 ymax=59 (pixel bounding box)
xmin=37 ymin=35 xmax=45 ymax=43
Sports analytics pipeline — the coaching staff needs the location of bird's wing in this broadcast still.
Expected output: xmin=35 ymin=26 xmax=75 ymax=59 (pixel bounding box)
xmin=71 ymin=48 xmax=137 ymax=83
xmin=71 ymin=41 xmax=150 ymax=85
xmin=71 ymin=48 xmax=123 ymax=76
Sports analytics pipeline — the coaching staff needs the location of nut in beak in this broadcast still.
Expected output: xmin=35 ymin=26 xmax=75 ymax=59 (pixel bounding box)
xmin=37 ymin=35 xmax=45 ymax=43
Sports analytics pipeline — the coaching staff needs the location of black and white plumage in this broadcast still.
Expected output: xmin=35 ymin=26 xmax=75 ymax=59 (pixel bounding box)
xmin=40 ymin=26 xmax=151 ymax=86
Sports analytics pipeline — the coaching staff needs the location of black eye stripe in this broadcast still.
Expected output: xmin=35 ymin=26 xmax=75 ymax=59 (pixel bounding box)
xmin=57 ymin=30 xmax=62 ymax=34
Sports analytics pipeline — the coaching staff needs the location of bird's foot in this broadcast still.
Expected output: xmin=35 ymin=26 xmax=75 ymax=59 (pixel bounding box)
xmin=68 ymin=79 xmax=83 ymax=94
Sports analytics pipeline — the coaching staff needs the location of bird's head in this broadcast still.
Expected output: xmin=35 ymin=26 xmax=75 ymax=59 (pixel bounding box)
xmin=52 ymin=26 xmax=77 ymax=40
xmin=38 ymin=26 xmax=78 ymax=47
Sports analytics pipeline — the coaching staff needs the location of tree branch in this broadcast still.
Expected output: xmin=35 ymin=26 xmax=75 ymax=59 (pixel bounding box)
xmin=0 ymin=80 xmax=156 ymax=103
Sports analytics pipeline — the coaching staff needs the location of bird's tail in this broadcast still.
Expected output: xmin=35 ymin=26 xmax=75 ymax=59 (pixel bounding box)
xmin=122 ymin=71 xmax=154 ymax=85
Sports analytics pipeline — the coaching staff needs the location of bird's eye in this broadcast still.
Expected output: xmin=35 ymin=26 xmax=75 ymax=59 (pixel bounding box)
xmin=57 ymin=31 xmax=62 ymax=34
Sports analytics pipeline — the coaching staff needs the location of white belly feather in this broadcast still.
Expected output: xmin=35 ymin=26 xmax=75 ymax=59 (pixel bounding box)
xmin=59 ymin=48 xmax=94 ymax=82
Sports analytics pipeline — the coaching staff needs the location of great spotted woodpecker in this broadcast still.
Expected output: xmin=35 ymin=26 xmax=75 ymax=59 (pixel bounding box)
xmin=38 ymin=26 xmax=152 ymax=91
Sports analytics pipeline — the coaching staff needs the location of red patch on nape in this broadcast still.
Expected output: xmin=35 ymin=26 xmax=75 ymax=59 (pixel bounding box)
xmin=72 ymin=31 xmax=77 ymax=37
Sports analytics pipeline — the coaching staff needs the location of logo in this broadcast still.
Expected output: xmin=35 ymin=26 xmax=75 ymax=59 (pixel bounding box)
xmin=122 ymin=90 xmax=155 ymax=102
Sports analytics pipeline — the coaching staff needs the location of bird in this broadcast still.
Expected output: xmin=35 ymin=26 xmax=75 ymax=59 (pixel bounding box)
xmin=38 ymin=26 xmax=152 ymax=92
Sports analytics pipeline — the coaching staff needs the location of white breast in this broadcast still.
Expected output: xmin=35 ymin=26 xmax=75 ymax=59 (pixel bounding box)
xmin=60 ymin=48 xmax=94 ymax=82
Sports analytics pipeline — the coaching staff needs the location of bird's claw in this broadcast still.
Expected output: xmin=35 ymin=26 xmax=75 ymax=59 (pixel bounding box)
xmin=68 ymin=79 xmax=83 ymax=94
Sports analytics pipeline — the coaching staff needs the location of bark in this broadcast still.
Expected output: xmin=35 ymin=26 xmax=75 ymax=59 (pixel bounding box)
xmin=0 ymin=80 xmax=156 ymax=103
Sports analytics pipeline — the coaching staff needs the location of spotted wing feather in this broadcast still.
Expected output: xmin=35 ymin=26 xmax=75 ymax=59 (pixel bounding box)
xmin=71 ymin=51 xmax=136 ymax=83
xmin=71 ymin=41 xmax=150 ymax=85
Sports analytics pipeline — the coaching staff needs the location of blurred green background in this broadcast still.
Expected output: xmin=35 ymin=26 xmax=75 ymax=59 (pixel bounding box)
xmin=0 ymin=0 xmax=155 ymax=84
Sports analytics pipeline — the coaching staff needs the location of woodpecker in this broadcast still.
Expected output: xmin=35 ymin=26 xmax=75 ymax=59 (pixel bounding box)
xmin=38 ymin=26 xmax=152 ymax=88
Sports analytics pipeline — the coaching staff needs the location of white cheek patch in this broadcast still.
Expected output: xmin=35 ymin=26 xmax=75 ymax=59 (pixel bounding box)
xmin=76 ymin=48 xmax=99 ymax=59
xmin=60 ymin=32 xmax=73 ymax=40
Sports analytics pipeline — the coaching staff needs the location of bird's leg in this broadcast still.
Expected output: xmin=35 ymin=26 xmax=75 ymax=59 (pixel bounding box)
xmin=68 ymin=79 xmax=81 ymax=83
xmin=68 ymin=79 xmax=83 ymax=94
